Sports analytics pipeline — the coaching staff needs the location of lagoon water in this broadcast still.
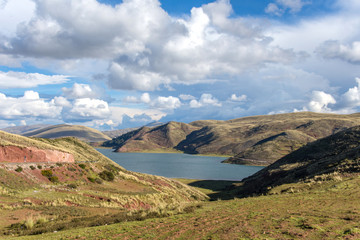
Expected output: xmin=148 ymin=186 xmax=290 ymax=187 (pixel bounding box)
xmin=97 ymin=148 xmax=263 ymax=181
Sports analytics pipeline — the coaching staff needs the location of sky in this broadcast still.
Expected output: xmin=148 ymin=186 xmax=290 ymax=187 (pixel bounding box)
xmin=0 ymin=0 xmax=360 ymax=130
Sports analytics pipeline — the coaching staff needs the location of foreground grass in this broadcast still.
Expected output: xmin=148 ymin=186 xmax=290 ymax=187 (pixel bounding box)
xmin=7 ymin=175 xmax=360 ymax=240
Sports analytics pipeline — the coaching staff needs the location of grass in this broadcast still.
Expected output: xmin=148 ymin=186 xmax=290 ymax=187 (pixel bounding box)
xmin=7 ymin=175 xmax=360 ymax=240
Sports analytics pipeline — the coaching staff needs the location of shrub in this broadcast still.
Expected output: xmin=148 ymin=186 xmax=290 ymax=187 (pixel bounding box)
xmin=105 ymin=164 xmax=121 ymax=174
xmin=49 ymin=176 xmax=59 ymax=183
xmin=56 ymin=163 xmax=63 ymax=167
xmin=15 ymin=166 xmax=23 ymax=172
xmin=78 ymin=163 xmax=86 ymax=169
xmin=67 ymin=183 xmax=77 ymax=189
xmin=37 ymin=165 xmax=42 ymax=169
xmin=99 ymin=170 xmax=115 ymax=181
xmin=41 ymin=170 xmax=53 ymax=178
xmin=87 ymin=177 xmax=96 ymax=183
xmin=29 ymin=165 xmax=36 ymax=170
xmin=68 ymin=167 xmax=76 ymax=172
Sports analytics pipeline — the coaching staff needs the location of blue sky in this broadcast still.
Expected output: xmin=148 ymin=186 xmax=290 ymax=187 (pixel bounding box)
xmin=0 ymin=0 xmax=360 ymax=130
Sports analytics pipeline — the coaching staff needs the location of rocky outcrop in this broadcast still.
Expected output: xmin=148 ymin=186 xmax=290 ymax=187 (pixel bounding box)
xmin=0 ymin=146 xmax=74 ymax=163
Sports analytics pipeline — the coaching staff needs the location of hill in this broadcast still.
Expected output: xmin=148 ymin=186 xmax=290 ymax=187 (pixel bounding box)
xmin=239 ymin=125 xmax=360 ymax=196
xmin=104 ymin=121 xmax=200 ymax=153
xmin=1 ymin=124 xmax=51 ymax=135
xmin=102 ymin=127 xmax=138 ymax=139
xmin=104 ymin=112 xmax=360 ymax=165
xmin=23 ymin=124 xmax=111 ymax=142
xmin=0 ymin=130 xmax=206 ymax=237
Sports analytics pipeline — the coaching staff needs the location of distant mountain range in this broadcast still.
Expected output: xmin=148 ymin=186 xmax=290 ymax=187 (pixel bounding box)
xmin=103 ymin=112 xmax=360 ymax=165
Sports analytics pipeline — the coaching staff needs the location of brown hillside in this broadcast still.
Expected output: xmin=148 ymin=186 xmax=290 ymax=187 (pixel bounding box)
xmin=23 ymin=124 xmax=111 ymax=142
xmin=103 ymin=112 xmax=360 ymax=166
xmin=114 ymin=121 xmax=199 ymax=153
xmin=238 ymin=125 xmax=360 ymax=196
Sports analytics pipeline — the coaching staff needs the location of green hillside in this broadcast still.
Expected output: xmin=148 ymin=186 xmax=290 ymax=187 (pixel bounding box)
xmin=0 ymin=131 xmax=206 ymax=237
xmin=23 ymin=124 xmax=111 ymax=142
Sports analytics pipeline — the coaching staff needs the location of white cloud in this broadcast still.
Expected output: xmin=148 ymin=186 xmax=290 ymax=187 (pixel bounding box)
xmin=64 ymin=98 xmax=111 ymax=121
xmin=0 ymin=0 xmax=35 ymax=37
xmin=266 ymin=0 xmax=308 ymax=16
xmin=151 ymin=96 xmax=181 ymax=110
xmin=62 ymin=83 xmax=97 ymax=99
xmin=109 ymin=106 xmax=166 ymax=125
xmin=53 ymin=96 xmax=72 ymax=108
xmin=190 ymin=93 xmax=222 ymax=108
xmin=0 ymin=91 xmax=61 ymax=119
xmin=0 ymin=71 xmax=70 ymax=88
xmin=179 ymin=94 xmax=196 ymax=101
xmin=316 ymin=40 xmax=360 ymax=64
xmin=229 ymin=94 xmax=247 ymax=102
xmin=341 ymin=78 xmax=360 ymax=108
xmin=140 ymin=93 xmax=151 ymax=104
xmin=1 ymin=0 xmax=297 ymax=91
xmin=305 ymin=91 xmax=336 ymax=113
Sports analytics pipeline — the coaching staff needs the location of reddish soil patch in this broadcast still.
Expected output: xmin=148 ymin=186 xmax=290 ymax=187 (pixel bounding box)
xmin=0 ymin=146 xmax=74 ymax=163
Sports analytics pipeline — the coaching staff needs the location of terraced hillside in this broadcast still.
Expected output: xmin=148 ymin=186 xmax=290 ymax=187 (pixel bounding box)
xmin=22 ymin=124 xmax=111 ymax=142
xmin=0 ymin=130 xmax=206 ymax=237
xmin=104 ymin=112 xmax=360 ymax=165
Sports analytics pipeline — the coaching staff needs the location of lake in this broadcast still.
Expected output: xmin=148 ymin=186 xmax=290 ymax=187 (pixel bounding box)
xmin=97 ymin=148 xmax=263 ymax=181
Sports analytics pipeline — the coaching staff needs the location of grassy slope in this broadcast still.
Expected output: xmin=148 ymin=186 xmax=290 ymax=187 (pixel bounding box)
xmin=11 ymin=176 xmax=360 ymax=240
xmin=239 ymin=125 xmax=360 ymax=196
xmin=0 ymin=131 xmax=207 ymax=237
xmin=23 ymin=124 xmax=111 ymax=142
xmin=10 ymin=125 xmax=360 ymax=240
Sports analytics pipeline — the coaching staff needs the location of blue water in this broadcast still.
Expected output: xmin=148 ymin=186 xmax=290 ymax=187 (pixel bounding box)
xmin=96 ymin=149 xmax=263 ymax=181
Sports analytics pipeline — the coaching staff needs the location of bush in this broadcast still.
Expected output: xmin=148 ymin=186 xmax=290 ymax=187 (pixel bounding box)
xmin=41 ymin=170 xmax=53 ymax=178
xmin=88 ymin=177 xmax=103 ymax=184
xmin=37 ymin=165 xmax=42 ymax=169
xmin=56 ymin=163 xmax=63 ymax=167
xmin=99 ymin=170 xmax=115 ymax=181
xmin=49 ymin=176 xmax=59 ymax=183
xmin=78 ymin=164 xmax=86 ymax=169
xmin=15 ymin=166 xmax=23 ymax=172
xmin=67 ymin=183 xmax=77 ymax=189
xmin=29 ymin=165 xmax=36 ymax=170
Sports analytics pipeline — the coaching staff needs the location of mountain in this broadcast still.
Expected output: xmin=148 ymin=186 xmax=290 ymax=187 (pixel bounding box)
xmin=23 ymin=124 xmax=112 ymax=142
xmin=104 ymin=112 xmax=360 ymax=165
xmin=0 ymin=130 xmax=206 ymax=236
xmin=239 ymin=125 xmax=360 ymax=196
xmin=102 ymin=127 xmax=138 ymax=139
xmin=104 ymin=121 xmax=199 ymax=152
xmin=1 ymin=124 xmax=51 ymax=135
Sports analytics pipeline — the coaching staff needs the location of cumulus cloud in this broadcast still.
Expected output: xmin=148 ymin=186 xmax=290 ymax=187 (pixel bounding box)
xmin=179 ymin=94 xmax=196 ymax=101
xmin=0 ymin=0 xmax=297 ymax=91
xmin=151 ymin=96 xmax=181 ymax=110
xmin=190 ymin=93 xmax=222 ymax=108
xmin=62 ymin=83 xmax=97 ymax=99
xmin=63 ymin=98 xmax=111 ymax=121
xmin=229 ymin=94 xmax=247 ymax=102
xmin=0 ymin=71 xmax=70 ymax=88
xmin=316 ymin=40 xmax=360 ymax=64
xmin=265 ymin=0 xmax=308 ymax=16
xmin=303 ymin=91 xmax=336 ymax=113
xmin=0 ymin=91 xmax=61 ymax=119
xmin=140 ymin=93 xmax=151 ymax=104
